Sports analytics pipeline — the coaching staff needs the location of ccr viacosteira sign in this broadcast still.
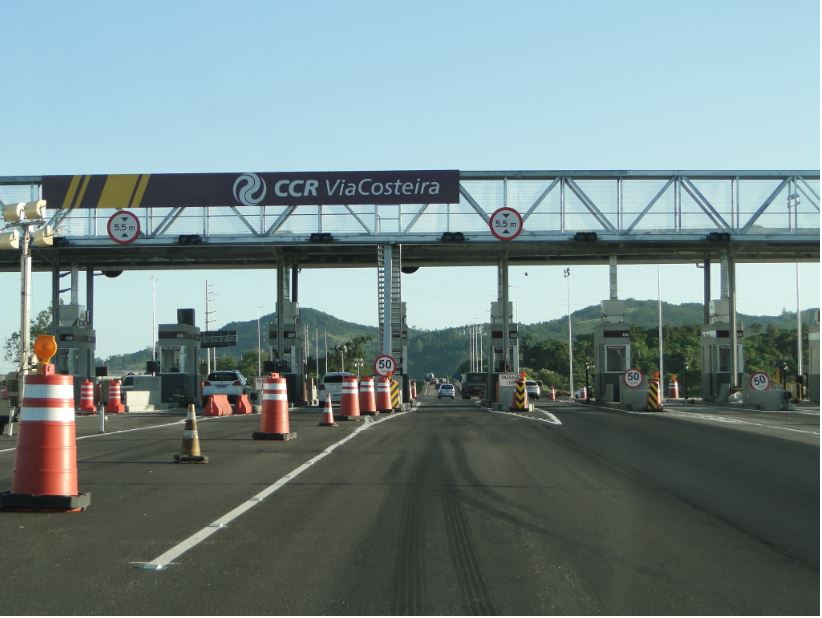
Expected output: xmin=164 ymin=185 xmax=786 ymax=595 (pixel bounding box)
xmin=42 ymin=170 xmax=460 ymax=209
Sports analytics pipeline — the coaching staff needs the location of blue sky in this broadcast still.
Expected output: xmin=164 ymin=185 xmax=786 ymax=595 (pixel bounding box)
xmin=0 ymin=0 xmax=819 ymax=366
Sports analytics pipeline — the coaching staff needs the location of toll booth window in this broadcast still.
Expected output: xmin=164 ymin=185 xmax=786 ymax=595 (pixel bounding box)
xmin=58 ymin=349 xmax=77 ymax=375
xmin=717 ymin=346 xmax=730 ymax=373
xmin=605 ymin=346 xmax=627 ymax=372
xmin=161 ymin=347 xmax=186 ymax=373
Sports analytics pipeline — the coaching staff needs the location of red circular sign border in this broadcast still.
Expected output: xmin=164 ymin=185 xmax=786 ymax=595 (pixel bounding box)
xmin=107 ymin=210 xmax=141 ymax=245
xmin=622 ymin=368 xmax=644 ymax=389
xmin=749 ymin=371 xmax=771 ymax=391
xmin=489 ymin=207 xmax=524 ymax=241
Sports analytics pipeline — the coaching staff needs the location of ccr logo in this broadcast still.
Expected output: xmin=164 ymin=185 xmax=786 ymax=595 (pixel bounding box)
xmin=233 ymin=173 xmax=266 ymax=206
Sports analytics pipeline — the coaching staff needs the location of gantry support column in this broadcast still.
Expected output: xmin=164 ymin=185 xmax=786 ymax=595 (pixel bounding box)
xmin=500 ymin=252 xmax=510 ymax=371
xmin=727 ymin=249 xmax=739 ymax=390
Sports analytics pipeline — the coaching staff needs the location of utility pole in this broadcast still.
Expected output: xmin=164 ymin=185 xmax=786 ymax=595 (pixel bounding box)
xmin=205 ymin=281 xmax=216 ymax=374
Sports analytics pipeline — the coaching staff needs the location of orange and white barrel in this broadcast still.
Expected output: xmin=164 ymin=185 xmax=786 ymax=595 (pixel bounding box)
xmin=11 ymin=371 xmax=88 ymax=503
xmin=411 ymin=381 xmax=417 ymax=400
xmin=256 ymin=374 xmax=291 ymax=436
xmin=667 ymin=380 xmax=679 ymax=399
xmin=105 ymin=379 xmax=125 ymax=414
xmin=78 ymin=379 xmax=95 ymax=414
xmin=358 ymin=376 xmax=377 ymax=415
xmin=549 ymin=386 xmax=556 ymax=401
xmin=340 ymin=376 xmax=360 ymax=418
xmin=375 ymin=377 xmax=392 ymax=413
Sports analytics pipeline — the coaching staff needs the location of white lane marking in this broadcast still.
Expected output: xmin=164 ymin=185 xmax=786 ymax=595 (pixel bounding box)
xmin=134 ymin=410 xmax=406 ymax=571
xmin=535 ymin=409 xmax=563 ymax=425
xmin=0 ymin=414 xmax=233 ymax=454
xmin=487 ymin=408 xmax=562 ymax=426
xmin=666 ymin=411 xmax=820 ymax=436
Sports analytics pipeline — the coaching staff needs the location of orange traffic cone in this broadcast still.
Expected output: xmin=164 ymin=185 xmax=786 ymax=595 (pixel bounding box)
xmin=319 ymin=393 xmax=337 ymax=427
xmin=174 ymin=404 xmax=208 ymax=463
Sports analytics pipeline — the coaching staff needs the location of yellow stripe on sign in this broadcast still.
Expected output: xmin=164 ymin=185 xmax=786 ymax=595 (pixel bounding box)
xmin=130 ymin=174 xmax=151 ymax=207
xmin=60 ymin=175 xmax=82 ymax=210
xmin=72 ymin=175 xmax=91 ymax=209
xmin=98 ymin=175 xmax=140 ymax=209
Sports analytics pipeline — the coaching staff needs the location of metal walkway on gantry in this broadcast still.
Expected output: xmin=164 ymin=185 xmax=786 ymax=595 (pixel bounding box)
xmin=0 ymin=169 xmax=818 ymax=272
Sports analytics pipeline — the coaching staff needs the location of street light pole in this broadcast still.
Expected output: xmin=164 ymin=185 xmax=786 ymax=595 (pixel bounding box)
xmin=256 ymin=307 xmax=262 ymax=376
xmin=19 ymin=225 xmax=32 ymax=380
xmin=564 ymin=268 xmax=574 ymax=396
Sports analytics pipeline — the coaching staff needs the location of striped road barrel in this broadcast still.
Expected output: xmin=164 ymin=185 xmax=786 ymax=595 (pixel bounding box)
xmin=105 ymin=379 xmax=125 ymax=414
xmin=78 ymin=379 xmax=95 ymax=414
xmin=337 ymin=376 xmax=362 ymax=421
xmin=0 ymin=368 xmax=90 ymax=511
xmin=358 ymin=376 xmax=377 ymax=416
xmin=376 ymin=377 xmax=392 ymax=413
xmin=253 ymin=374 xmax=296 ymax=440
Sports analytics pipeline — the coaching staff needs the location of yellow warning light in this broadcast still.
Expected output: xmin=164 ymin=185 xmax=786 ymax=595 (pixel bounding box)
xmin=33 ymin=334 xmax=57 ymax=365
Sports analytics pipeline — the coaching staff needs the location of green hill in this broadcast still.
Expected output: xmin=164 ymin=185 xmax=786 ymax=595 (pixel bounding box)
xmin=101 ymin=301 xmax=818 ymax=378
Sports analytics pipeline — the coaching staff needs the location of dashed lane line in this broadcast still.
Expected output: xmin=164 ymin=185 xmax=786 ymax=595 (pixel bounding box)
xmin=133 ymin=409 xmax=410 ymax=571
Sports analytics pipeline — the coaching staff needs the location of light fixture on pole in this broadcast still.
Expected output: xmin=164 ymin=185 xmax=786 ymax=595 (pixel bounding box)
xmin=564 ymin=267 xmax=573 ymax=396
xmin=0 ymin=199 xmax=50 ymax=412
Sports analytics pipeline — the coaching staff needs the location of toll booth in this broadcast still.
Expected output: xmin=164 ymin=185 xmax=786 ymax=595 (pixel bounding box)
xmin=268 ymin=300 xmax=306 ymax=404
xmin=809 ymin=310 xmax=820 ymax=404
xmin=593 ymin=300 xmax=631 ymax=402
xmin=701 ymin=299 xmax=744 ymax=402
xmin=489 ymin=301 xmax=518 ymax=373
xmin=54 ymin=303 xmax=96 ymax=380
xmin=157 ymin=308 xmax=200 ymax=406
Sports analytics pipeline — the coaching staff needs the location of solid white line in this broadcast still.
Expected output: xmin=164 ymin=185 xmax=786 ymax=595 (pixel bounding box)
xmin=665 ymin=412 xmax=819 ymax=436
xmin=136 ymin=411 xmax=406 ymax=570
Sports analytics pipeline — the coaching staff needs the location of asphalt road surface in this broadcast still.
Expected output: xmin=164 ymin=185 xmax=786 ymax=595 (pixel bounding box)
xmin=0 ymin=387 xmax=817 ymax=615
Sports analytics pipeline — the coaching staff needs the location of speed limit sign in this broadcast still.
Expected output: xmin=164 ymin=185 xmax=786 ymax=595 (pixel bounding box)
xmin=623 ymin=368 xmax=644 ymax=389
xmin=374 ymin=354 xmax=397 ymax=377
xmin=749 ymin=371 xmax=771 ymax=391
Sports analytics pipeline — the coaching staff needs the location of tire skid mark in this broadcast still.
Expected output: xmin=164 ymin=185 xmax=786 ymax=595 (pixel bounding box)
xmin=441 ymin=459 xmax=498 ymax=616
xmin=392 ymin=456 xmax=425 ymax=615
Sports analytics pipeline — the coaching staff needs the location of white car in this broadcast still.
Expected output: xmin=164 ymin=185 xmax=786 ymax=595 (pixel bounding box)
xmin=525 ymin=380 xmax=541 ymax=399
xmin=438 ymin=383 xmax=455 ymax=399
xmin=318 ymin=371 xmax=355 ymax=404
xmin=202 ymin=370 xmax=249 ymax=406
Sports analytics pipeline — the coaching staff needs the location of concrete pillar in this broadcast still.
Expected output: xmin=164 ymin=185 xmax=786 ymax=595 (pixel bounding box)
xmin=382 ymin=244 xmax=393 ymax=356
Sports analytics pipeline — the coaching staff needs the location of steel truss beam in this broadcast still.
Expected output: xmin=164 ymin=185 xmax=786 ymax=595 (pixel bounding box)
xmin=0 ymin=170 xmax=817 ymax=271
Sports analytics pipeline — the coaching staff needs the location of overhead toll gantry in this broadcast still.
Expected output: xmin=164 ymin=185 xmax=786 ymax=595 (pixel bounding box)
xmin=0 ymin=169 xmax=818 ymax=405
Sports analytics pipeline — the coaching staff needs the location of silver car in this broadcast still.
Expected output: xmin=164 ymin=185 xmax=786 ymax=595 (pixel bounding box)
xmin=438 ymin=383 xmax=455 ymax=399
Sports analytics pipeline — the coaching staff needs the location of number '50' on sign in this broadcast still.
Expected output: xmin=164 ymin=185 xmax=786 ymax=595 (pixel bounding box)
xmin=374 ymin=355 xmax=396 ymax=376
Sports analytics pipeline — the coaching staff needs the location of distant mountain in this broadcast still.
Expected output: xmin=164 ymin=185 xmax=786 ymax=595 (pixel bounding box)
xmin=101 ymin=301 xmax=818 ymax=377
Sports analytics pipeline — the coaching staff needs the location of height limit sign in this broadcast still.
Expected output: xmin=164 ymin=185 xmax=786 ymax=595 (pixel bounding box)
xmin=489 ymin=207 xmax=523 ymax=241
xmin=107 ymin=210 xmax=141 ymax=244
